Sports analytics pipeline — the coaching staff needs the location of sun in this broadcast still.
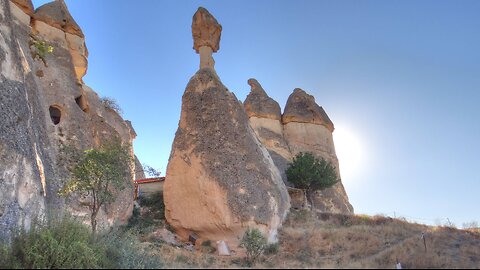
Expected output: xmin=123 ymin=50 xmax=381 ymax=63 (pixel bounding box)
xmin=333 ymin=125 xmax=365 ymax=182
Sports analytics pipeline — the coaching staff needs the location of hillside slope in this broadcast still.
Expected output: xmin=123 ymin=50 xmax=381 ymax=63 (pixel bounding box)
xmin=134 ymin=203 xmax=480 ymax=268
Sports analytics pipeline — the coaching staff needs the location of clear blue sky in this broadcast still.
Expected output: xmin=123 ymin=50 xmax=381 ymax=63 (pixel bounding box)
xmin=33 ymin=1 xmax=480 ymax=227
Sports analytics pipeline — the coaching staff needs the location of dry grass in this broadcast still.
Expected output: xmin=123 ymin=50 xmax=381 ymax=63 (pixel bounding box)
xmin=137 ymin=208 xmax=480 ymax=268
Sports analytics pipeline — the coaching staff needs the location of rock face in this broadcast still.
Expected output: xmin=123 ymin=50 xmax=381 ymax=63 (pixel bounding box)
xmin=244 ymin=79 xmax=292 ymax=185
xmin=164 ymin=8 xmax=289 ymax=248
xmin=244 ymin=84 xmax=353 ymax=214
xmin=0 ymin=0 xmax=137 ymax=239
xmin=282 ymin=88 xmax=353 ymax=213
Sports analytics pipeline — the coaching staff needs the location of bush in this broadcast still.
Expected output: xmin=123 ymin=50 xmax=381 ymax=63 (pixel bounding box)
xmin=286 ymin=152 xmax=339 ymax=210
xmin=240 ymin=228 xmax=267 ymax=265
xmin=100 ymin=97 xmax=123 ymax=115
xmin=0 ymin=216 xmax=163 ymax=269
xmin=264 ymin=242 xmax=279 ymax=255
xmin=0 ymin=216 xmax=106 ymax=269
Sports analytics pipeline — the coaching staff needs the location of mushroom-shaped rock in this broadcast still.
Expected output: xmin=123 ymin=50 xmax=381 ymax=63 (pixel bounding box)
xmin=244 ymin=79 xmax=282 ymax=120
xmin=281 ymin=88 xmax=353 ymax=214
xmin=192 ymin=7 xmax=222 ymax=53
xmin=282 ymin=88 xmax=334 ymax=132
xmin=34 ymin=0 xmax=84 ymax=37
xmin=11 ymin=0 xmax=34 ymax=16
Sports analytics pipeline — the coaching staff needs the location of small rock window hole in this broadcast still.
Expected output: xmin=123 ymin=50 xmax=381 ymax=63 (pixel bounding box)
xmin=75 ymin=95 xmax=89 ymax=112
xmin=49 ymin=106 xmax=62 ymax=125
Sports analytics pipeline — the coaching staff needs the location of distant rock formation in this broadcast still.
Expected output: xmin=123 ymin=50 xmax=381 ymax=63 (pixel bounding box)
xmin=244 ymin=79 xmax=292 ymax=185
xmin=245 ymin=84 xmax=354 ymax=214
xmin=164 ymin=7 xmax=290 ymax=249
xmin=0 ymin=0 xmax=137 ymax=239
xmin=282 ymin=88 xmax=353 ymax=213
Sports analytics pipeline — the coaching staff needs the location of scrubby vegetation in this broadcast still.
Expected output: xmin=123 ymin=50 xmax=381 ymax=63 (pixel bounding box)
xmin=0 ymin=216 xmax=162 ymax=269
xmin=240 ymin=228 xmax=267 ymax=265
xmin=286 ymin=152 xmax=339 ymax=209
xmin=60 ymin=141 xmax=132 ymax=234
xmin=29 ymin=34 xmax=54 ymax=67
xmin=2 ymin=206 xmax=478 ymax=269
xmin=100 ymin=97 xmax=123 ymax=115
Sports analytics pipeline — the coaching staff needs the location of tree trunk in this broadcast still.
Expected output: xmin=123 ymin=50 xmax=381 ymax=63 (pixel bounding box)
xmin=91 ymin=210 xmax=98 ymax=236
xmin=306 ymin=189 xmax=315 ymax=211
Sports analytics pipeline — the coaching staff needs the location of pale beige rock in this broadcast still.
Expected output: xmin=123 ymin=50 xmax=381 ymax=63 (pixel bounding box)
xmin=199 ymin=45 xmax=214 ymax=69
xmin=165 ymin=68 xmax=290 ymax=248
xmin=65 ymin=33 xmax=88 ymax=82
xmin=192 ymin=7 xmax=221 ymax=53
xmin=244 ymin=79 xmax=282 ymax=120
xmin=0 ymin=0 xmax=137 ymax=237
xmin=10 ymin=0 xmax=33 ymax=16
xmin=282 ymin=89 xmax=353 ymax=214
xmin=9 ymin=1 xmax=31 ymax=26
xmin=244 ymin=79 xmax=292 ymax=185
xmin=32 ymin=20 xmax=67 ymax=46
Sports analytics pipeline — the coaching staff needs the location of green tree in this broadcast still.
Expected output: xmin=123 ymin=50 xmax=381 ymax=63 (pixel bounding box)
xmin=240 ymin=228 xmax=267 ymax=266
xmin=61 ymin=141 xmax=132 ymax=234
xmin=286 ymin=152 xmax=339 ymax=210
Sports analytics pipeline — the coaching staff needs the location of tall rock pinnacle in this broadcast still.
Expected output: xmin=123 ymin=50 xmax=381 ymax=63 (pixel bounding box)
xmin=192 ymin=7 xmax=222 ymax=69
xmin=164 ymin=8 xmax=289 ymax=249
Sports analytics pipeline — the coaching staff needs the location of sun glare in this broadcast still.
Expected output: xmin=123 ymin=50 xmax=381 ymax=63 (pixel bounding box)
xmin=333 ymin=125 xmax=365 ymax=182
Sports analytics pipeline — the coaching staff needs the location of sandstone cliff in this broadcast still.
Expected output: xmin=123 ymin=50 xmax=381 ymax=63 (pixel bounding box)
xmin=0 ymin=0 xmax=137 ymax=239
xmin=164 ymin=7 xmax=290 ymax=249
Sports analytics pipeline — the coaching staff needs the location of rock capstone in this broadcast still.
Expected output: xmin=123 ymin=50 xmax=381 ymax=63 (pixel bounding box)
xmin=33 ymin=0 xmax=84 ymax=38
xmin=282 ymin=88 xmax=334 ymax=132
xmin=192 ymin=7 xmax=221 ymax=53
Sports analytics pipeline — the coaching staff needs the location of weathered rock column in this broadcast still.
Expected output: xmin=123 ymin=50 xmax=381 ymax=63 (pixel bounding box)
xmin=164 ymin=7 xmax=290 ymax=249
xmin=282 ymin=88 xmax=354 ymax=214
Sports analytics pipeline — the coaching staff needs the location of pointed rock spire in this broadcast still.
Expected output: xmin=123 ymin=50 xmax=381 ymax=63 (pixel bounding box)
xmin=244 ymin=79 xmax=282 ymax=120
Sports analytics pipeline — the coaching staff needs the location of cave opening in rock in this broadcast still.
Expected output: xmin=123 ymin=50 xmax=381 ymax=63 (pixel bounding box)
xmin=49 ymin=106 xmax=62 ymax=125
xmin=75 ymin=95 xmax=89 ymax=113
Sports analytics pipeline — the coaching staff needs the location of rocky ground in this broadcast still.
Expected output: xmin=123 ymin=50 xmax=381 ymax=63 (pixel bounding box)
xmin=131 ymin=195 xmax=480 ymax=269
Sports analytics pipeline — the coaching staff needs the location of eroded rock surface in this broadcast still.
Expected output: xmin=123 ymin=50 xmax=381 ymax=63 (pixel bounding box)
xmin=165 ymin=68 xmax=289 ymax=248
xmin=244 ymin=79 xmax=292 ymax=185
xmin=0 ymin=0 xmax=137 ymax=238
xmin=11 ymin=0 xmax=33 ymax=15
xmin=165 ymin=8 xmax=289 ymax=249
xmin=33 ymin=0 xmax=83 ymax=37
xmin=282 ymin=88 xmax=334 ymax=132
xmin=282 ymin=88 xmax=353 ymax=214
xmin=192 ymin=7 xmax=221 ymax=53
